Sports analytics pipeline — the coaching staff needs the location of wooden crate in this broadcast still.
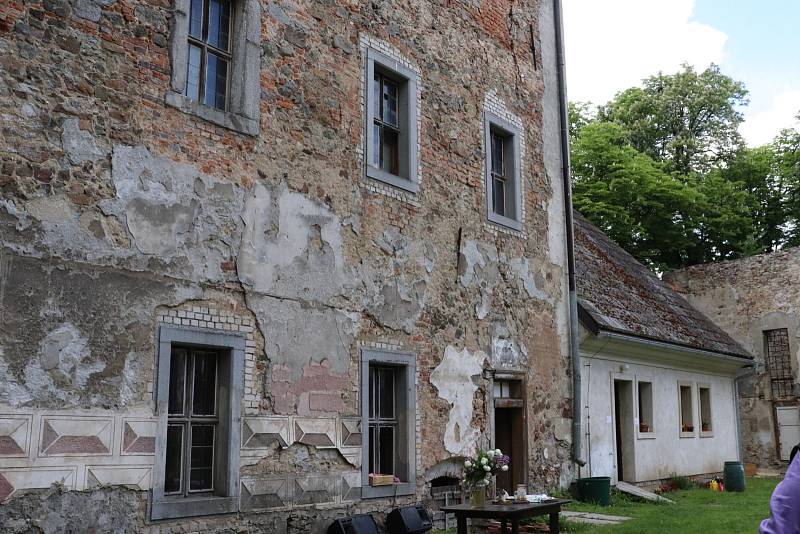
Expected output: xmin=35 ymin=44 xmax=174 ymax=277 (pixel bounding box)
xmin=369 ymin=474 xmax=395 ymax=486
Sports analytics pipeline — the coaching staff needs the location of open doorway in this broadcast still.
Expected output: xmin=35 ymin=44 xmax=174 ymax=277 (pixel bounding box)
xmin=493 ymin=377 xmax=526 ymax=495
xmin=613 ymin=379 xmax=635 ymax=483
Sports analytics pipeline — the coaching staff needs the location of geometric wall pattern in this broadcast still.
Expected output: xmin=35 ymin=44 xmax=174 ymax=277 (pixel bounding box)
xmin=39 ymin=417 xmax=113 ymax=456
xmin=239 ymin=472 xmax=361 ymax=512
xmin=293 ymin=418 xmax=336 ymax=448
xmin=0 ymin=416 xmax=31 ymax=457
xmin=0 ymin=467 xmax=76 ymax=501
xmin=86 ymin=465 xmax=152 ymax=490
xmin=121 ymin=420 xmax=156 ymax=455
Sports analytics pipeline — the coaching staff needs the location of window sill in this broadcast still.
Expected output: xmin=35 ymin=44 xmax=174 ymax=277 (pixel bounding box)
xmin=366 ymin=165 xmax=419 ymax=194
xmin=700 ymin=431 xmax=714 ymax=438
xmin=165 ymin=91 xmax=259 ymax=136
xmin=636 ymin=432 xmax=656 ymax=440
xmin=360 ymin=482 xmax=415 ymax=499
xmin=679 ymin=432 xmax=696 ymax=439
xmin=151 ymin=494 xmax=239 ymax=520
xmin=487 ymin=212 xmax=523 ymax=232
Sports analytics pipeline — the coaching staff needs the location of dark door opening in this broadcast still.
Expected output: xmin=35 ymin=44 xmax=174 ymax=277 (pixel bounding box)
xmin=613 ymin=379 xmax=635 ymax=483
xmin=493 ymin=378 xmax=526 ymax=495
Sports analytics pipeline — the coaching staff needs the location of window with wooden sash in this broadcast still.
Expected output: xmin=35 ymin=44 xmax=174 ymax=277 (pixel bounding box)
xmin=165 ymin=347 xmax=219 ymax=495
xmin=365 ymin=47 xmax=419 ymax=193
xmin=152 ymin=326 xmax=243 ymax=520
xmin=185 ymin=0 xmax=233 ymax=110
xmin=484 ymin=111 xmax=522 ymax=231
xmin=360 ymin=349 xmax=416 ymax=499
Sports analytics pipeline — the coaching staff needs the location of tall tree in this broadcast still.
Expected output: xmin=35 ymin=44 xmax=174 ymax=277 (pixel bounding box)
xmin=599 ymin=64 xmax=748 ymax=175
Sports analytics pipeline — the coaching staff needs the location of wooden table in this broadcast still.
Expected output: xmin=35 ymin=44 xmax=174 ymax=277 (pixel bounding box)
xmin=441 ymin=499 xmax=571 ymax=534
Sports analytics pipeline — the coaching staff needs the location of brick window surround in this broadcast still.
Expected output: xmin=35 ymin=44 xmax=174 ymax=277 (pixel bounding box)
xmin=360 ymin=348 xmax=416 ymax=499
xmin=484 ymin=110 xmax=523 ymax=231
xmin=364 ymin=48 xmax=420 ymax=194
xmin=151 ymin=325 xmax=245 ymax=520
xmin=166 ymin=0 xmax=261 ymax=136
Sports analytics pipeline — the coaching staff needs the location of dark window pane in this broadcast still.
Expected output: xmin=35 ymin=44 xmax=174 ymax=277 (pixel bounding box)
xmin=185 ymin=44 xmax=202 ymax=101
xmin=381 ymin=128 xmax=399 ymax=175
xmin=493 ymin=177 xmax=506 ymax=216
xmin=190 ymin=425 xmax=214 ymax=491
xmin=192 ymin=352 xmax=217 ymax=415
xmin=368 ymin=425 xmax=375 ymax=474
xmin=378 ymin=426 xmax=395 ymax=475
xmin=371 ymin=122 xmax=382 ymax=169
xmin=168 ymin=349 xmax=187 ymax=415
xmin=207 ymin=0 xmax=230 ymax=51
xmin=378 ymin=368 xmax=395 ymax=419
xmin=492 ymin=134 xmax=505 ymax=176
xmin=373 ymin=74 xmax=382 ymax=119
xmin=189 ymin=0 xmax=203 ymax=38
xmin=204 ymin=53 xmax=228 ymax=110
xmin=164 ymin=425 xmax=183 ymax=493
xmin=383 ymin=80 xmax=399 ymax=127
xmin=369 ymin=367 xmax=376 ymax=419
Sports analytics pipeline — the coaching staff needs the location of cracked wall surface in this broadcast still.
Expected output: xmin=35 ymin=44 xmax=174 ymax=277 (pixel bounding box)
xmin=0 ymin=0 xmax=572 ymax=531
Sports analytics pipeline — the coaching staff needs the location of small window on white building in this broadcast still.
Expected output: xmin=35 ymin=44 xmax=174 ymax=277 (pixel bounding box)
xmin=484 ymin=111 xmax=522 ymax=231
xmin=679 ymin=383 xmax=695 ymax=437
xmin=361 ymin=348 xmax=416 ymax=499
xmin=365 ymin=48 xmax=420 ymax=193
xmin=699 ymin=385 xmax=713 ymax=436
xmin=637 ymin=381 xmax=654 ymax=434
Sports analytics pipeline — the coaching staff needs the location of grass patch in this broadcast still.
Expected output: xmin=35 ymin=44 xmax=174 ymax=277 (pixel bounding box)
xmin=561 ymin=476 xmax=780 ymax=533
xmin=436 ymin=477 xmax=780 ymax=533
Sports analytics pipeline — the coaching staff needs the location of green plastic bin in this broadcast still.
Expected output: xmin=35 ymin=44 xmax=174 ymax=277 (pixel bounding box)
xmin=723 ymin=461 xmax=746 ymax=492
xmin=576 ymin=476 xmax=611 ymax=506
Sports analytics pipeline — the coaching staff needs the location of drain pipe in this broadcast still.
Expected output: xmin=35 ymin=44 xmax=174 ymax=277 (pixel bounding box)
xmin=553 ymin=0 xmax=586 ymax=467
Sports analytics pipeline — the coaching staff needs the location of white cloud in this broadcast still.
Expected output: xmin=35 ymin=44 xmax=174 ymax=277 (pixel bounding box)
xmin=739 ymin=90 xmax=800 ymax=146
xmin=563 ymin=0 xmax=728 ymax=106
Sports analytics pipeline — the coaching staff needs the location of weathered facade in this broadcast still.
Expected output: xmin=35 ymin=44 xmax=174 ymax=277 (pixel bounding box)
xmin=666 ymin=247 xmax=800 ymax=468
xmin=0 ymin=0 xmax=575 ymax=532
xmin=574 ymin=214 xmax=752 ymax=485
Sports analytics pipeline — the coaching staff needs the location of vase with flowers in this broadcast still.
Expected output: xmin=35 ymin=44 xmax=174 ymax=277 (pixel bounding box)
xmin=461 ymin=448 xmax=510 ymax=507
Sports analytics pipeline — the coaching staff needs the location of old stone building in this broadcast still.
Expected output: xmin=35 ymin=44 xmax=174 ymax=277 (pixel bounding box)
xmin=666 ymin=247 xmax=800 ymax=468
xmin=0 ymin=0 xmax=576 ymax=531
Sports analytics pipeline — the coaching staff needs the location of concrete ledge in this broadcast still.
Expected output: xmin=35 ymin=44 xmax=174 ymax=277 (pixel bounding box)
xmin=165 ymin=91 xmax=259 ymax=136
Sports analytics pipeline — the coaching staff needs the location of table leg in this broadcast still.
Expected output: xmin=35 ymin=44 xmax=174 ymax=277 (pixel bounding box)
xmin=549 ymin=511 xmax=560 ymax=534
xmin=456 ymin=514 xmax=467 ymax=534
xmin=501 ymin=518 xmax=508 ymax=534
xmin=511 ymin=518 xmax=519 ymax=534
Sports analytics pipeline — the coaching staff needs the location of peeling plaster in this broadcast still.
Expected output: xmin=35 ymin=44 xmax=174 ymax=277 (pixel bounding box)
xmin=61 ymin=118 xmax=106 ymax=164
xmin=430 ymin=345 xmax=486 ymax=456
xmin=491 ymin=323 xmax=528 ymax=369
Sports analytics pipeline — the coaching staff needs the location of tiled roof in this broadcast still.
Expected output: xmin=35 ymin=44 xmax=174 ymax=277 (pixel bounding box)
xmin=574 ymin=212 xmax=752 ymax=359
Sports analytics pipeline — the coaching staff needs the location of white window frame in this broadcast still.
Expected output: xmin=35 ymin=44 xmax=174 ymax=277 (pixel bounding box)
xmin=698 ymin=384 xmax=714 ymax=438
xmin=166 ymin=0 xmax=261 ymax=135
xmin=364 ymin=48 xmax=420 ymax=193
xmin=151 ymin=325 xmax=244 ymax=520
xmin=360 ymin=348 xmax=416 ymax=499
xmin=484 ymin=110 xmax=523 ymax=231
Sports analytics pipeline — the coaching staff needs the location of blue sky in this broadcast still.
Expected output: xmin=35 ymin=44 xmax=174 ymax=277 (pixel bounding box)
xmin=563 ymin=0 xmax=800 ymax=146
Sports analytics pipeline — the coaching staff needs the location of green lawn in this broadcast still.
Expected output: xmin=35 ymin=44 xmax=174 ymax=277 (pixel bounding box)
xmin=438 ymin=477 xmax=781 ymax=534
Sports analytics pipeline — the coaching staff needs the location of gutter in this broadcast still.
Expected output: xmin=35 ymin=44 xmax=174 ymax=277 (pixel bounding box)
xmin=553 ymin=0 xmax=586 ymax=467
xmin=596 ymin=330 xmax=754 ymax=365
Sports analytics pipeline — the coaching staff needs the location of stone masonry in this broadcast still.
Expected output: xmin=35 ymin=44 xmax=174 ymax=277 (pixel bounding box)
xmin=666 ymin=247 xmax=800 ymax=467
xmin=0 ymin=0 xmax=574 ymax=532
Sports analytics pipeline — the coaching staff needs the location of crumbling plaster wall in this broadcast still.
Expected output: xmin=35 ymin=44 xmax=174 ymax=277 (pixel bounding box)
xmin=0 ymin=0 xmax=572 ymax=529
xmin=666 ymin=247 xmax=800 ymax=466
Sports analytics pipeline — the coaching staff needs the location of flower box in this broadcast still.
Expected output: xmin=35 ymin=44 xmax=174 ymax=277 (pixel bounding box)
xmin=639 ymin=423 xmax=650 ymax=433
xmin=682 ymin=424 xmax=694 ymax=433
xmin=368 ymin=474 xmax=395 ymax=486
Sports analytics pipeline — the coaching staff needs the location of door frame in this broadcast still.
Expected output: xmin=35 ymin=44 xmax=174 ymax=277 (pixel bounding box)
xmin=610 ymin=372 xmax=636 ymax=484
xmin=490 ymin=371 xmax=528 ymax=491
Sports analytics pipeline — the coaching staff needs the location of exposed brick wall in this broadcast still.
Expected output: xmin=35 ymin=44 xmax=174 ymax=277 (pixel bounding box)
xmin=0 ymin=0 xmax=572 ymax=530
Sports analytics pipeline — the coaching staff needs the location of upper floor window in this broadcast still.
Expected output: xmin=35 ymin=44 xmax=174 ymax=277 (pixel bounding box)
xmin=166 ymin=0 xmax=261 ymax=135
xmin=365 ymin=48 xmax=420 ymax=193
xmin=765 ymin=328 xmax=794 ymax=399
xmin=185 ymin=0 xmax=233 ymax=111
xmin=484 ymin=111 xmax=522 ymax=231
